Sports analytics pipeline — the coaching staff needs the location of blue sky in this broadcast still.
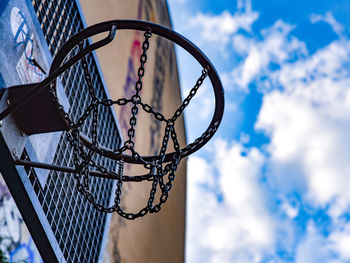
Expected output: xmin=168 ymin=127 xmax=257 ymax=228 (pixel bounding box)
xmin=167 ymin=0 xmax=350 ymax=262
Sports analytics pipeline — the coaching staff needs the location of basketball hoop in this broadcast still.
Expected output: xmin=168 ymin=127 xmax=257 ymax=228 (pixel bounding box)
xmin=0 ymin=20 xmax=224 ymax=219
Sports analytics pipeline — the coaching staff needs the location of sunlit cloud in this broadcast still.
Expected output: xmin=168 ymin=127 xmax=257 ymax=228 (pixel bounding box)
xmin=169 ymin=0 xmax=350 ymax=262
xmin=256 ymin=38 xmax=350 ymax=216
xmin=187 ymin=140 xmax=275 ymax=263
xmin=329 ymin=221 xmax=350 ymax=261
xmin=225 ymin=20 xmax=307 ymax=91
xmin=189 ymin=10 xmax=258 ymax=47
xmin=295 ymin=222 xmax=333 ymax=263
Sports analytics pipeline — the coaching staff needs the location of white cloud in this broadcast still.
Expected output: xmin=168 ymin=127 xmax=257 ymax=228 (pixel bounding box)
xmin=186 ymin=140 xmax=275 ymax=263
xmin=270 ymin=40 xmax=350 ymax=96
xmin=186 ymin=156 xmax=222 ymax=263
xmin=188 ymin=0 xmax=258 ymax=48
xmin=225 ymin=20 xmax=307 ymax=91
xmin=281 ymin=201 xmax=298 ymax=219
xmin=310 ymin=12 xmax=344 ymax=36
xmin=237 ymin=0 xmax=253 ymax=13
xmin=179 ymin=1 xmax=350 ymax=261
xmin=329 ymin=221 xmax=350 ymax=260
xmin=294 ymin=220 xmax=350 ymax=263
xmin=295 ymin=222 xmax=334 ymax=263
xmin=256 ymin=38 xmax=350 ymax=215
xmin=223 ymin=9 xmax=350 ymax=261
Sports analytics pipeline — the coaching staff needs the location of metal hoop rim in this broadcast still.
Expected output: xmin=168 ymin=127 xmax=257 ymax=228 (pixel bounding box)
xmin=50 ymin=19 xmax=224 ymax=164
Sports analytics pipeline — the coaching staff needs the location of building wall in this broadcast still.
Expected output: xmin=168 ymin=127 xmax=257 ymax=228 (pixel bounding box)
xmin=79 ymin=1 xmax=187 ymax=262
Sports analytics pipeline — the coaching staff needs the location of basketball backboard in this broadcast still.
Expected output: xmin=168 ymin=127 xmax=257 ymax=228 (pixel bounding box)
xmin=0 ymin=1 xmax=121 ymax=262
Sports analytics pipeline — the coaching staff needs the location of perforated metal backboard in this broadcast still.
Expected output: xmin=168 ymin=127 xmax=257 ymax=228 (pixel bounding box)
xmin=0 ymin=0 xmax=122 ymax=262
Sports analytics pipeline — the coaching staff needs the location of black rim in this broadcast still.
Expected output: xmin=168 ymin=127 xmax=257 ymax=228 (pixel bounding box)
xmin=50 ymin=20 xmax=225 ymax=164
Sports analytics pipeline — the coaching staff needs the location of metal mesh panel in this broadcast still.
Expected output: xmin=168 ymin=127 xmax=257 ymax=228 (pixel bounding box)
xmin=24 ymin=0 xmax=122 ymax=262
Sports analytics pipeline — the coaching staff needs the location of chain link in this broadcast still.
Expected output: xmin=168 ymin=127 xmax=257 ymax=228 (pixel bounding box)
xmin=139 ymin=101 xmax=166 ymax=122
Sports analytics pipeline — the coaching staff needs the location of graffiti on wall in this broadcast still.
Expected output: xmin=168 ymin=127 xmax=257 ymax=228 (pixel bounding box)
xmin=0 ymin=175 xmax=43 ymax=263
xmin=119 ymin=0 xmax=176 ymax=156
xmin=10 ymin=6 xmax=46 ymax=84
xmin=118 ymin=0 xmax=156 ymax=135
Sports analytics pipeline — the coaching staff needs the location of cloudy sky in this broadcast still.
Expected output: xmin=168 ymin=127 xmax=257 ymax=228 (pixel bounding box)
xmin=167 ymin=0 xmax=350 ymax=262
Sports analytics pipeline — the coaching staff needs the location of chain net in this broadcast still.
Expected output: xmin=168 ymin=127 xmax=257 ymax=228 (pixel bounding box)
xmin=49 ymin=30 xmax=212 ymax=219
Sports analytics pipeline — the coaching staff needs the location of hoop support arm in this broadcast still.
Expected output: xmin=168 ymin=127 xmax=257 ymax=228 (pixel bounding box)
xmin=0 ymin=24 xmax=117 ymax=122
xmin=14 ymin=158 xmax=154 ymax=182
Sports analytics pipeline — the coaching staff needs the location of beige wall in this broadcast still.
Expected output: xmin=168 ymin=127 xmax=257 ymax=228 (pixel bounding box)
xmin=79 ymin=1 xmax=186 ymax=262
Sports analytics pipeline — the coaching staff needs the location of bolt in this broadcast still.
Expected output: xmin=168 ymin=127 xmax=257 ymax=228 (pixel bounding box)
xmin=12 ymin=148 xmax=17 ymax=159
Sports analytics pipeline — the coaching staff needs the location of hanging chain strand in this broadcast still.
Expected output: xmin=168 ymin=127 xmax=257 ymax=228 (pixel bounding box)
xmin=79 ymin=42 xmax=99 ymax=191
xmin=124 ymin=30 xmax=152 ymax=152
xmin=171 ymin=68 xmax=208 ymax=122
